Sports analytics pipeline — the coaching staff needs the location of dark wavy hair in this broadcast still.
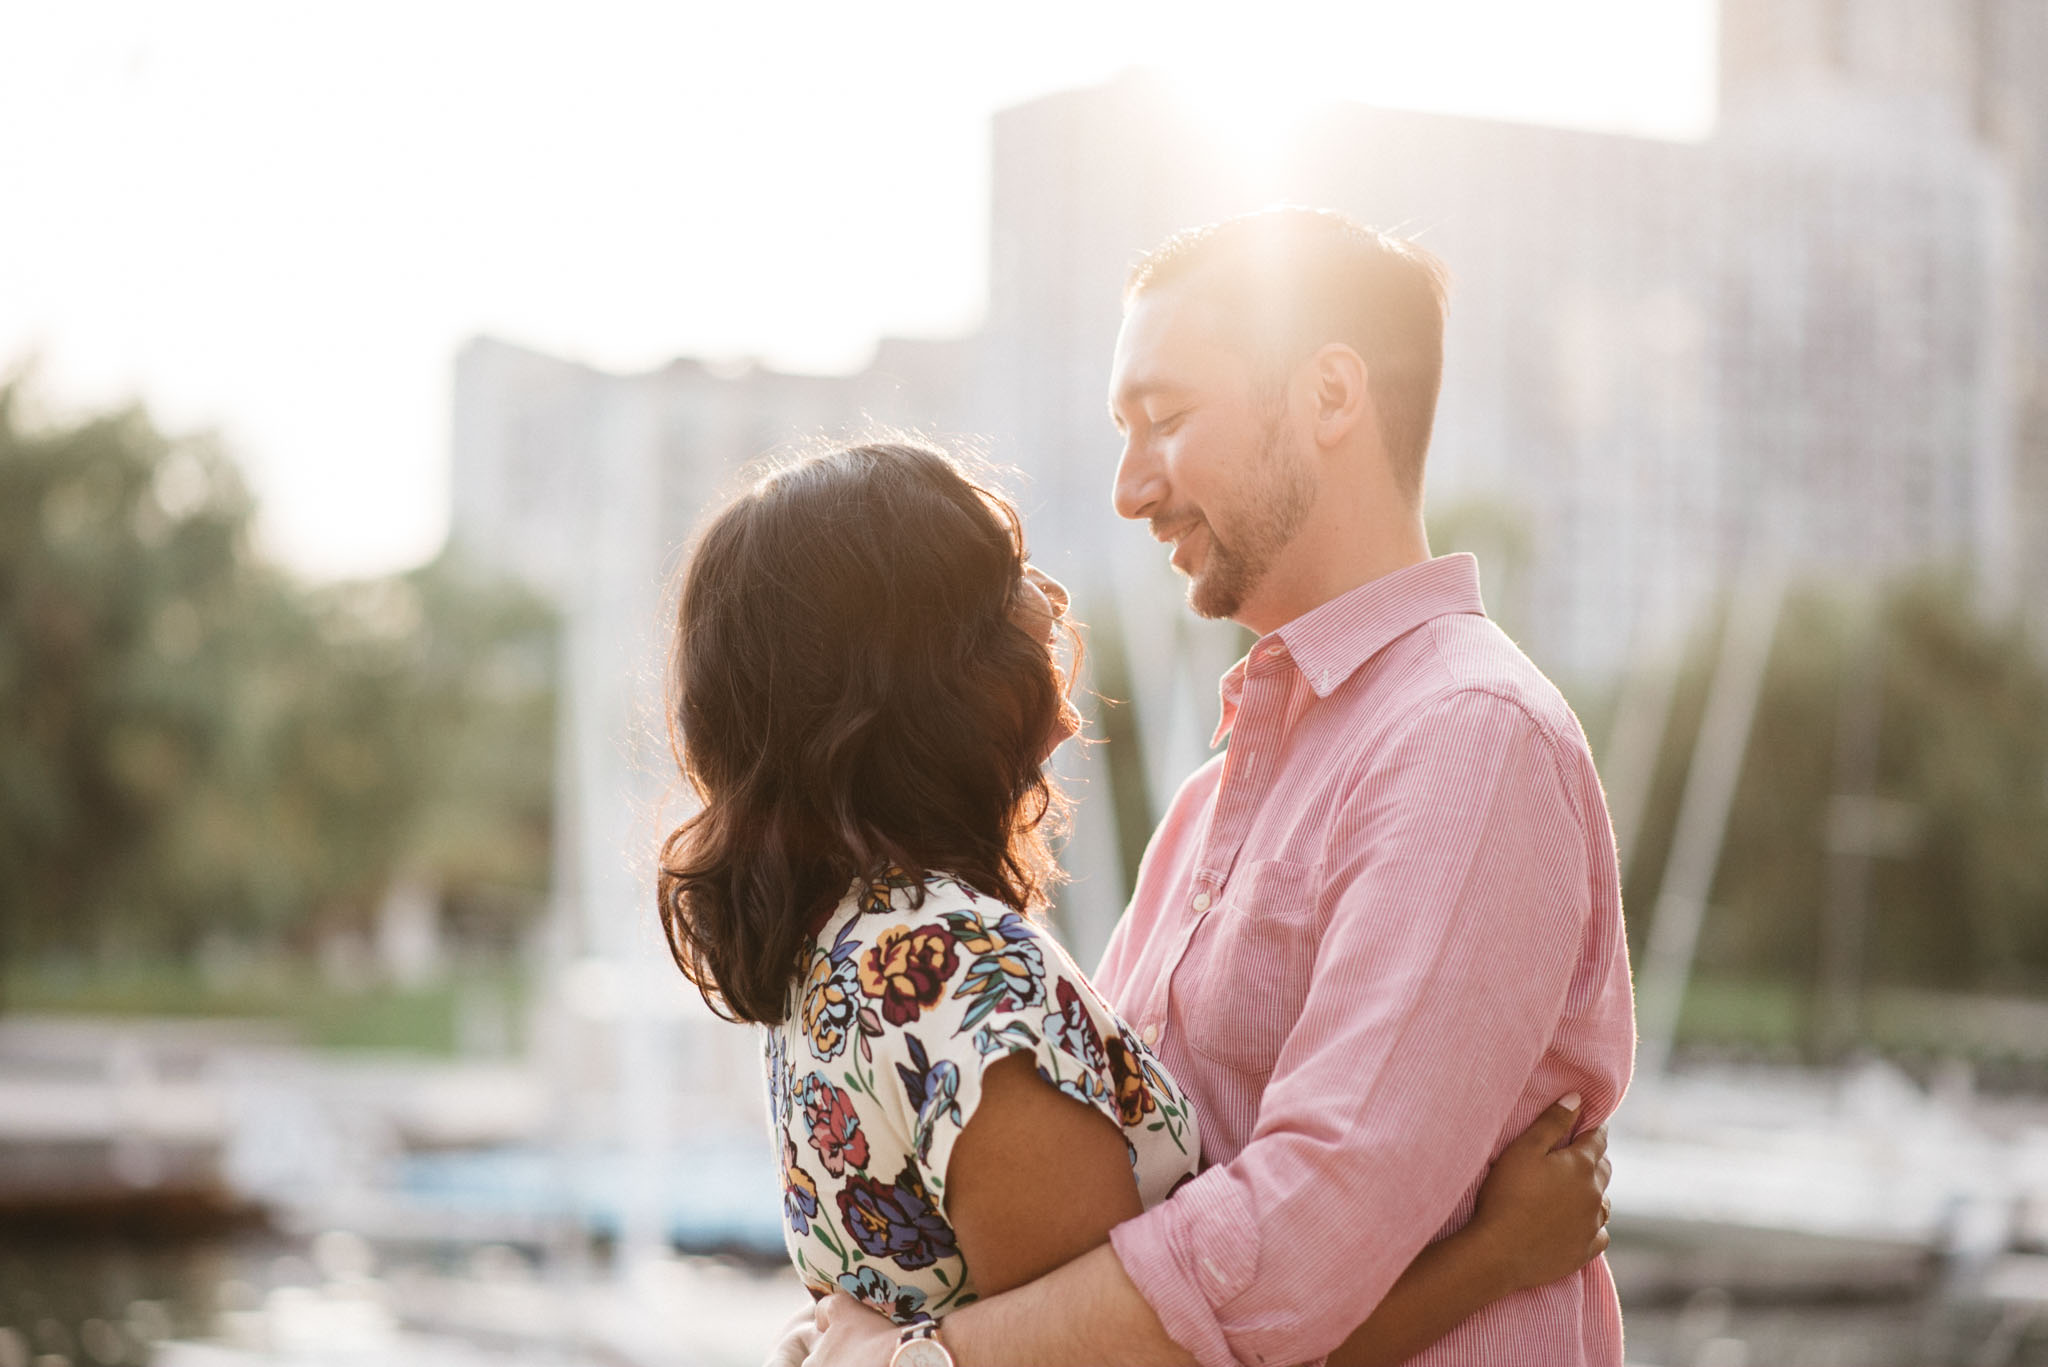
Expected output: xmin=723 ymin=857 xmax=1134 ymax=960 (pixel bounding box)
xmin=657 ymin=440 xmax=1077 ymax=1025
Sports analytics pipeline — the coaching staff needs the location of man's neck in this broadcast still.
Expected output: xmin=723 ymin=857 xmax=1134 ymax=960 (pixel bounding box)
xmin=1237 ymin=507 xmax=1431 ymax=637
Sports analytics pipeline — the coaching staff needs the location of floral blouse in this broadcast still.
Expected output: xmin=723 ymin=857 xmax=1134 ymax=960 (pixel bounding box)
xmin=766 ymin=871 xmax=1200 ymax=1324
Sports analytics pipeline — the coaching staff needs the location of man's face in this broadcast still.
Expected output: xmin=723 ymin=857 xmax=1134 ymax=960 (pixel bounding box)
xmin=1108 ymin=282 xmax=1316 ymax=626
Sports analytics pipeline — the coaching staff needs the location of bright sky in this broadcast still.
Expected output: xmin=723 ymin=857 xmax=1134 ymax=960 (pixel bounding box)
xmin=1 ymin=0 xmax=1715 ymax=579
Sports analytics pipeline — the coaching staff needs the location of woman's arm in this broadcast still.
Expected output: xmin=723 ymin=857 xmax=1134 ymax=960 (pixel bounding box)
xmin=944 ymin=1052 xmax=1146 ymax=1294
xmin=950 ymin=1075 xmax=1607 ymax=1360
xmin=809 ymin=1094 xmax=1609 ymax=1367
xmin=1325 ymin=1098 xmax=1612 ymax=1367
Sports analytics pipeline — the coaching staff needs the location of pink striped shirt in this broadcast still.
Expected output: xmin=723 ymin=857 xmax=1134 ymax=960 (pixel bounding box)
xmin=1097 ymin=553 xmax=1635 ymax=1367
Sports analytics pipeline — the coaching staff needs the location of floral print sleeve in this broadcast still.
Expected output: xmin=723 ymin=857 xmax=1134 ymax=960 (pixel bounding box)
xmin=767 ymin=872 xmax=1199 ymax=1325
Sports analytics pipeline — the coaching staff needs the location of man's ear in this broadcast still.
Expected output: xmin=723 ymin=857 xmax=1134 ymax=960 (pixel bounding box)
xmin=1308 ymin=343 xmax=1371 ymax=449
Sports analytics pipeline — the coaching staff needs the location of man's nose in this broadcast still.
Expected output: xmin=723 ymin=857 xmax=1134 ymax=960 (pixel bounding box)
xmin=1112 ymin=435 xmax=1162 ymax=522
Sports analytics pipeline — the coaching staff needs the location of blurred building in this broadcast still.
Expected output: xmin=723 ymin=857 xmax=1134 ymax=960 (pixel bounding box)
xmin=1717 ymin=0 xmax=2048 ymax=619
xmin=990 ymin=54 xmax=2026 ymax=685
xmin=449 ymin=0 xmax=2047 ymax=1129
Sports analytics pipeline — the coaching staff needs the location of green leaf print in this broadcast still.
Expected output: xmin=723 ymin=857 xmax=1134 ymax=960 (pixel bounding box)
xmin=1161 ymin=1096 xmax=1190 ymax=1152
xmin=811 ymin=1217 xmax=853 ymax=1272
xmin=930 ymin=1265 xmax=972 ymax=1315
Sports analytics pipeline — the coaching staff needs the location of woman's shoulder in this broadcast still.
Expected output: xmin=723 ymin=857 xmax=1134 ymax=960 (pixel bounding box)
xmin=791 ymin=868 xmax=1143 ymax=1080
xmin=815 ymin=871 xmax=1067 ymax=1025
xmin=780 ymin=866 xmax=1198 ymax=1217
xmin=820 ymin=870 xmax=1002 ymax=936
xmin=812 ymin=871 xmax=1058 ymax=974
xmin=790 ymin=872 xmax=1043 ymax=1059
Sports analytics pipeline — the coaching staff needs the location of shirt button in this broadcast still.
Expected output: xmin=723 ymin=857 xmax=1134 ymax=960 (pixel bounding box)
xmin=1191 ymin=892 xmax=1211 ymax=912
xmin=1141 ymin=1022 xmax=1160 ymax=1046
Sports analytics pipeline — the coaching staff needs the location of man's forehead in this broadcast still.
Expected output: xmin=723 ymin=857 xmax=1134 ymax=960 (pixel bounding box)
xmin=1111 ymin=287 xmax=1231 ymax=397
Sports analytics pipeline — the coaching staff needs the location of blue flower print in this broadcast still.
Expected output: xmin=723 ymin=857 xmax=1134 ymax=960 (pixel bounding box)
xmin=942 ymin=907 xmax=1046 ymax=1031
xmin=1043 ymin=977 xmax=1108 ymax=1076
xmin=837 ymin=1160 xmax=959 ymax=1270
xmin=799 ymin=918 xmax=863 ymax=1061
xmin=895 ymin=1036 xmax=962 ymax=1164
xmin=1047 ymin=1067 xmax=1115 ymax=1113
xmin=971 ymin=1018 xmax=1040 ymax=1057
xmin=835 ymin=1265 xmax=929 ymax=1323
xmin=765 ymin=1027 xmax=801 ymax=1128
xmin=782 ymin=1136 xmax=819 ymax=1236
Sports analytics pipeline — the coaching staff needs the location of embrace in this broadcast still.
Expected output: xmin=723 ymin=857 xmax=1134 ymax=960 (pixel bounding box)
xmin=659 ymin=209 xmax=1635 ymax=1367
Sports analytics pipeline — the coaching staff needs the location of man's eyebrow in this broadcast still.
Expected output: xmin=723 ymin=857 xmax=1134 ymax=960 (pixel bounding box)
xmin=1107 ymin=378 xmax=1190 ymax=426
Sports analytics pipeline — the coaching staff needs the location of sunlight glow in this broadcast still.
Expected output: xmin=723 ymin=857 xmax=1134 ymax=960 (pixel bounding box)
xmin=1156 ymin=61 xmax=1323 ymax=190
xmin=0 ymin=0 xmax=1714 ymax=579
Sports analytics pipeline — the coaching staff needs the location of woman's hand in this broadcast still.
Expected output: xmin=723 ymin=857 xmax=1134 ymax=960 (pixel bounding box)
xmin=762 ymin=1302 xmax=819 ymax=1367
xmin=1466 ymin=1095 xmax=1612 ymax=1293
xmin=803 ymin=1293 xmax=902 ymax=1367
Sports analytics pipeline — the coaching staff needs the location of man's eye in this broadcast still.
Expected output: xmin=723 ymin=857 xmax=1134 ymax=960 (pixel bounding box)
xmin=1153 ymin=411 xmax=1188 ymax=435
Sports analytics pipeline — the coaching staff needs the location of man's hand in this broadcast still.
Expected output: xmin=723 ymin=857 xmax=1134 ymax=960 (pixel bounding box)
xmin=1466 ymin=1096 xmax=1612 ymax=1292
xmin=806 ymin=1293 xmax=901 ymax=1367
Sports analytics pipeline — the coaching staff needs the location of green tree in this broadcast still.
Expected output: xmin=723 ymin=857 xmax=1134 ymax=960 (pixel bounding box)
xmin=0 ymin=385 xmax=260 ymax=970
xmin=0 ymin=381 xmax=556 ymax=1000
xmin=1622 ymin=573 xmax=2048 ymax=1043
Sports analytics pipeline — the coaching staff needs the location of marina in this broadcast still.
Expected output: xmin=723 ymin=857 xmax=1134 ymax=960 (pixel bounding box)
xmin=7 ymin=1012 xmax=2048 ymax=1364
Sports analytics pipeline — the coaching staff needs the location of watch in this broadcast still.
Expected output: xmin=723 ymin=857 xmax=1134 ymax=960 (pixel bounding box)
xmin=888 ymin=1320 xmax=954 ymax=1367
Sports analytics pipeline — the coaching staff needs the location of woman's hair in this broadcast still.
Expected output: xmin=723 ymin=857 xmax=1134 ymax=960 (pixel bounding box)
xmin=657 ymin=440 xmax=1076 ymax=1025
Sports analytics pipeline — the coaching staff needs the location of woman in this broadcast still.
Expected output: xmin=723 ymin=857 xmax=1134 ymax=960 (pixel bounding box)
xmin=658 ymin=441 xmax=1609 ymax=1366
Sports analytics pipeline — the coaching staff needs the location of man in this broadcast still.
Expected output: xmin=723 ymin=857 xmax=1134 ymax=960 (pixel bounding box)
xmin=805 ymin=208 xmax=1635 ymax=1366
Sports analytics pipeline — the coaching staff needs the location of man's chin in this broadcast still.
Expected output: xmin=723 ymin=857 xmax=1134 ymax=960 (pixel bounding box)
xmin=1185 ymin=570 xmax=1244 ymax=621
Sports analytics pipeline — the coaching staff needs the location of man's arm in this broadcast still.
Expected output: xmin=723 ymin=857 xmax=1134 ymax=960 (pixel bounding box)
xmin=809 ymin=1104 xmax=1613 ymax=1367
xmin=808 ymin=690 xmax=1595 ymax=1367
xmin=809 ymin=1243 xmax=1190 ymax=1367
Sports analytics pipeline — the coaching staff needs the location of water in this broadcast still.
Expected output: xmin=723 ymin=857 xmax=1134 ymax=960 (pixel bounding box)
xmin=1624 ymin=1291 xmax=2048 ymax=1366
xmin=7 ymin=1227 xmax=2044 ymax=1367
xmin=0 ymin=1228 xmax=265 ymax=1365
xmin=0 ymin=1228 xmax=805 ymax=1367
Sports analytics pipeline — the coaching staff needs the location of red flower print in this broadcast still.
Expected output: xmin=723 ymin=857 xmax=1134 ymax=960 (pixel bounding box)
xmin=800 ymin=1071 xmax=870 ymax=1176
xmin=857 ymin=923 xmax=958 ymax=1026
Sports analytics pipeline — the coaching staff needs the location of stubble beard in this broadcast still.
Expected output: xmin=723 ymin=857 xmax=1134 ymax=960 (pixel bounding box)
xmin=1178 ymin=414 xmax=1316 ymax=621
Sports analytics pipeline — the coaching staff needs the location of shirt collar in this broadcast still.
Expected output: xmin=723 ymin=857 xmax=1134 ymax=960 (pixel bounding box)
xmin=1211 ymin=553 xmax=1488 ymax=747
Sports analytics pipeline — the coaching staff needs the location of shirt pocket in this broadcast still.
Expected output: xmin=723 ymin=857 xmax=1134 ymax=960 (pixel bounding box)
xmin=1176 ymin=858 xmax=1321 ymax=1076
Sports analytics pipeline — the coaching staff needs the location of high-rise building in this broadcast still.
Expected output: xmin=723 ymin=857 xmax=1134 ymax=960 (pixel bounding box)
xmin=451 ymin=3 xmax=2043 ymax=1026
xmin=982 ymin=64 xmax=2019 ymax=682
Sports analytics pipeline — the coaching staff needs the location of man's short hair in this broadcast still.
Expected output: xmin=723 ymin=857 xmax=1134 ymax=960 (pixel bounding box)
xmin=1126 ymin=207 xmax=1450 ymax=499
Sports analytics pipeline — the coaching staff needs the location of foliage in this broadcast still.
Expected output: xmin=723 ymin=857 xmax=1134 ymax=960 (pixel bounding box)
xmin=1620 ymin=573 xmax=2048 ymax=1024
xmin=0 ymin=954 xmax=528 ymax=1054
xmin=1426 ymin=496 xmax=1536 ymax=646
xmin=0 ymin=382 xmax=556 ymax=992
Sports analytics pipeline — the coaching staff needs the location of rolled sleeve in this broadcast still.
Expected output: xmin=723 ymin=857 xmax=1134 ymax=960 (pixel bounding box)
xmin=1119 ymin=689 xmax=1593 ymax=1367
xmin=1109 ymin=1167 xmax=1260 ymax=1367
